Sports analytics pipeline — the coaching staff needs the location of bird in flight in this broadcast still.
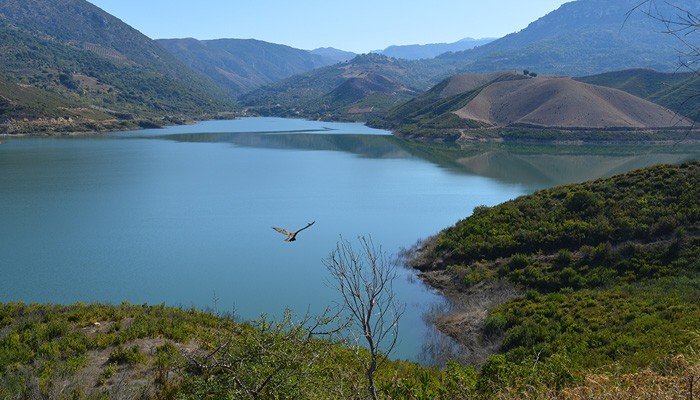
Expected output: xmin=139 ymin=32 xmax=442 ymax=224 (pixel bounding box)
xmin=272 ymin=221 xmax=315 ymax=242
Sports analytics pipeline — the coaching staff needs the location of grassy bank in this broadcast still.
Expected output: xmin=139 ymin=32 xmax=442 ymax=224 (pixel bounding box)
xmin=410 ymin=161 xmax=699 ymax=395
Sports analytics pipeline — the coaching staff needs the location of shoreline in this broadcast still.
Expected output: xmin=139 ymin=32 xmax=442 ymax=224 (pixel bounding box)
xmin=0 ymin=111 xmax=240 ymax=138
xmin=391 ymin=127 xmax=700 ymax=145
xmin=402 ymin=238 xmax=522 ymax=366
xmin=5 ymin=114 xmax=700 ymax=146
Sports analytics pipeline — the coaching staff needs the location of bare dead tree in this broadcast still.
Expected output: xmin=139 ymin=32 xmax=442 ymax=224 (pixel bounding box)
xmin=628 ymin=1 xmax=699 ymax=68
xmin=324 ymin=236 xmax=405 ymax=400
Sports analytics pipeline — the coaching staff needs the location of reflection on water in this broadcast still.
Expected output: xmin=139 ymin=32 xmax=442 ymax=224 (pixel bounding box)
xmin=159 ymin=132 xmax=413 ymax=159
xmin=155 ymin=130 xmax=700 ymax=189
xmin=395 ymin=141 xmax=700 ymax=187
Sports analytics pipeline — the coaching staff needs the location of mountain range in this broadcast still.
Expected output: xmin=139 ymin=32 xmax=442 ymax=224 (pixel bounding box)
xmin=373 ymin=37 xmax=496 ymax=60
xmin=0 ymin=0 xmax=697 ymax=140
xmin=239 ymin=0 xmax=699 ymax=124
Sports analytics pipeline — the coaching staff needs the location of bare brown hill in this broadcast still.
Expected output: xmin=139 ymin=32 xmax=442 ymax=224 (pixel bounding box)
xmin=453 ymin=77 xmax=692 ymax=130
xmin=438 ymin=72 xmax=524 ymax=98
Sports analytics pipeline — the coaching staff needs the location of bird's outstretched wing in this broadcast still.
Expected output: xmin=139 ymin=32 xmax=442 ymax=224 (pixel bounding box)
xmin=272 ymin=227 xmax=293 ymax=236
xmin=294 ymin=221 xmax=316 ymax=235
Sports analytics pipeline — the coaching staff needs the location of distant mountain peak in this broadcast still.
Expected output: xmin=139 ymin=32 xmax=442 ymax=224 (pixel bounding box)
xmin=374 ymin=37 xmax=497 ymax=60
xmin=309 ymin=47 xmax=356 ymax=63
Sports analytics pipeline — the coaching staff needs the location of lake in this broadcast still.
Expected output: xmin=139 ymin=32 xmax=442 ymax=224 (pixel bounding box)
xmin=1 ymin=118 xmax=698 ymax=361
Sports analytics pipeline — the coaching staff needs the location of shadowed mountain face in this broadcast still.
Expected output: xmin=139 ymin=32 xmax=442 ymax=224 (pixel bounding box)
xmin=438 ymin=0 xmax=700 ymax=75
xmin=157 ymin=38 xmax=344 ymax=97
xmin=0 ymin=0 xmax=232 ymax=133
xmin=374 ymin=37 xmax=496 ymax=60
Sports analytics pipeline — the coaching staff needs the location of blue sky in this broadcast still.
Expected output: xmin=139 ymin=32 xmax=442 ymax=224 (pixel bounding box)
xmin=88 ymin=0 xmax=571 ymax=53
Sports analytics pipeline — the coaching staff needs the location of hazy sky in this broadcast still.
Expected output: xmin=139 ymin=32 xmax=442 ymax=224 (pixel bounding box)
xmin=87 ymin=0 xmax=571 ymax=53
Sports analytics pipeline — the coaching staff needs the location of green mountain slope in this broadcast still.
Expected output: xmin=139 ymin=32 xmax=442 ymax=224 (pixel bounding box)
xmin=157 ymin=38 xmax=342 ymax=97
xmin=240 ymin=53 xmax=454 ymax=121
xmin=0 ymin=0 xmax=233 ymax=134
xmin=577 ymin=69 xmax=700 ymax=121
xmin=438 ymin=0 xmax=699 ymax=76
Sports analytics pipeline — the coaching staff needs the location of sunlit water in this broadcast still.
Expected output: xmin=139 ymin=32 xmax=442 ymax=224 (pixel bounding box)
xmin=1 ymin=118 xmax=698 ymax=361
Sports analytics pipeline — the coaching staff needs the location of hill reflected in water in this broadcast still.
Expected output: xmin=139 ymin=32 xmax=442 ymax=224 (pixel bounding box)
xmin=155 ymin=131 xmax=700 ymax=188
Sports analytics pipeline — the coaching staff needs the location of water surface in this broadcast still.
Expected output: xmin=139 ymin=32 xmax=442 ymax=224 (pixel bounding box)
xmin=1 ymin=118 xmax=697 ymax=361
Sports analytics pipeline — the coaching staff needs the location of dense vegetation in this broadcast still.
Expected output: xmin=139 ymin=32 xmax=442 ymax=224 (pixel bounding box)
xmin=413 ymin=161 xmax=700 ymax=390
xmin=0 ymin=0 xmax=234 ymax=134
xmin=431 ymin=162 xmax=699 ymax=276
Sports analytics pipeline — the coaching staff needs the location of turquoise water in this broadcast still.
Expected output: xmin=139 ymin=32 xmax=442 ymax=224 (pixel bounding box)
xmin=1 ymin=118 xmax=697 ymax=361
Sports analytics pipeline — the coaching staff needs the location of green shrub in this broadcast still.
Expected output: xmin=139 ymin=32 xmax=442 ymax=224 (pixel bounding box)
xmin=108 ymin=345 xmax=147 ymax=365
xmin=97 ymin=363 xmax=118 ymax=386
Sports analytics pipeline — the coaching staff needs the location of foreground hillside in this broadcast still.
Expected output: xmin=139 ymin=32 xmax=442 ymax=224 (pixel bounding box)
xmin=376 ymin=72 xmax=697 ymax=142
xmin=439 ymin=0 xmax=699 ymax=76
xmin=0 ymin=0 xmax=233 ymax=135
xmin=157 ymin=38 xmax=341 ymax=97
xmin=411 ymin=161 xmax=699 ymax=381
xmin=240 ymin=53 xmax=454 ymax=121
xmin=0 ymin=301 xmax=697 ymax=400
